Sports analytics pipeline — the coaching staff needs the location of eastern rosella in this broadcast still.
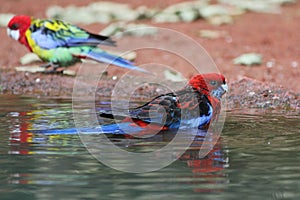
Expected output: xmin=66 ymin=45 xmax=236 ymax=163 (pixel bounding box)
xmin=7 ymin=15 xmax=146 ymax=73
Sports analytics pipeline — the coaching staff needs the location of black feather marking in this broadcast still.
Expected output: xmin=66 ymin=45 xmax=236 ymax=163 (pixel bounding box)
xmin=10 ymin=23 xmax=20 ymax=30
xmin=88 ymin=33 xmax=116 ymax=47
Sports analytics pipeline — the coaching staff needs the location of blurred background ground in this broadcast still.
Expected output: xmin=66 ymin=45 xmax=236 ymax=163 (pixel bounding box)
xmin=0 ymin=0 xmax=299 ymax=110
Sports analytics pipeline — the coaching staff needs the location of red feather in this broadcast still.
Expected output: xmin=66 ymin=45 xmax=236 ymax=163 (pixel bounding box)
xmin=7 ymin=15 xmax=32 ymax=51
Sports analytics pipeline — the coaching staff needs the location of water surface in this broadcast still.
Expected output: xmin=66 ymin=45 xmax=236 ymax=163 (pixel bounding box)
xmin=0 ymin=95 xmax=299 ymax=200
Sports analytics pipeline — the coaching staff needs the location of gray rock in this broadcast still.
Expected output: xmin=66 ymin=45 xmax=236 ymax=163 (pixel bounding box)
xmin=199 ymin=29 xmax=228 ymax=39
xmin=99 ymin=22 xmax=126 ymax=36
xmin=0 ymin=13 xmax=14 ymax=27
xmin=46 ymin=1 xmax=138 ymax=24
xmin=198 ymin=4 xmax=243 ymax=25
xmin=164 ymin=70 xmax=186 ymax=82
xmin=179 ymin=9 xmax=200 ymax=22
xmin=152 ymin=12 xmax=181 ymax=23
xmin=153 ymin=0 xmax=209 ymax=23
xmin=90 ymin=2 xmax=138 ymax=21
xmin=199 ymin=4 xmax=230 ymax=18
xmin=218 ymin=0 xmax=295 ymax=13
xmin=233 ymin=53 xmax=263 ymax=66
xmin=208 ymin=15 xmax=234 ymax=25
xmin=136 ymin=6 xmax=159 ymax=20
xmin=100 ymin=22 xmax=158 ymax=37
xmin=20 ymin=53 xmax=41 ymax=65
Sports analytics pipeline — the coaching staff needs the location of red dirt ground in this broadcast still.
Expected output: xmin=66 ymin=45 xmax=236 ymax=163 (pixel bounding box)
xmin=0 ymin=0 xmax=299 ymax=110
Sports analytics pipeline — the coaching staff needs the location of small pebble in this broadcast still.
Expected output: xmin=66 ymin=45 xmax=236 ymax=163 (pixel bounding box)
xmin=266 ymin=61 xmax=275 ymax=68
xmin=199 ymin=30 xmax=228 ymax=39
xmin=249 ymin=91 xmax=255 ymax=96
xmin=225 ymin=36 xmax=233 ymax=43
xmin=291 ymin=61 xmax=298 ymax=68
xmin=155 ymin=88 xmax=163 ymax=93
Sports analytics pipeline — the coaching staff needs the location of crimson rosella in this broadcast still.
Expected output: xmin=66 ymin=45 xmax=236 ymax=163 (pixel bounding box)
xmin=33 ymin=73 xmax=227 ymax=135
xmin=7 ymin=15 xmax=146 ymax=73
xmin=99 ymin=73 xmax=228 ymax=134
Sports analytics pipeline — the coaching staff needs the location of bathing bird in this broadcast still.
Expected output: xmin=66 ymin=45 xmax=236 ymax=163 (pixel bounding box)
xmin=34 ymin=73 xmax=227 ymax=135
xmin=98 ymin=73 xmax=228 ymax=134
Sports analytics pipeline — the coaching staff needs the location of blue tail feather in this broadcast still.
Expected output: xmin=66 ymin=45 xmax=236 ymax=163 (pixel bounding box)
xmin=31 ymin=122 xmax=145 ymax=135
xmin=86 ymin=50 xmax=149 ymax=73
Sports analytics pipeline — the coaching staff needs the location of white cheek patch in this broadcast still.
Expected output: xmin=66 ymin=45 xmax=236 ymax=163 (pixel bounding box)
xmin=7 ymin=29 xmax=20 ymax=41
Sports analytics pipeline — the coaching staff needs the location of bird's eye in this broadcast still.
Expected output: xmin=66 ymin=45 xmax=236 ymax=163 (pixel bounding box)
xmin=10 ymin=23 xmax=19 ymax=30
xmin=210 ymin=80 xmax=217 ymax=86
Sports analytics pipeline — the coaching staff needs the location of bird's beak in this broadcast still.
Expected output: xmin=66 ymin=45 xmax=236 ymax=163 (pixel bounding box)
xmin=7 ymin=28 xmax=20 ymax=41
xmin=221 ymin=83 xmax=228 ymax=93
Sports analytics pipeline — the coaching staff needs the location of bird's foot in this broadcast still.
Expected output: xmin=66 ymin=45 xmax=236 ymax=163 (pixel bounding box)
xmin=40 ymin=63 xmax=63 ymax=74
xmin=43 ymin=68 xmax=64 ymax=74
xmin=40 ymin=63 xmax=53 ymax=69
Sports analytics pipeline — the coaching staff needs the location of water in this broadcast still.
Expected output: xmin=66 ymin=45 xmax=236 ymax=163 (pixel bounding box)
xmin=0 ymin=95 xmax=299 ymax=200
